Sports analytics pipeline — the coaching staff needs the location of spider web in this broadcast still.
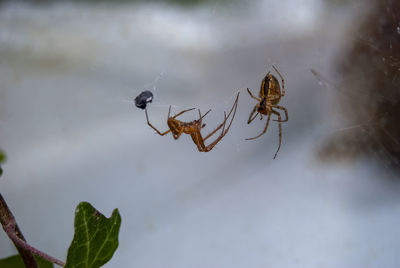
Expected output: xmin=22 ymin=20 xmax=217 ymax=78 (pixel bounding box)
xmin=311 ymin=0 xmax=400 ymax=168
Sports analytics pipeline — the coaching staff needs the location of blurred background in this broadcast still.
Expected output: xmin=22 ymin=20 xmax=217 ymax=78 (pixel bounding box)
xmin=1 ymin=0 xmax=400 ymax=267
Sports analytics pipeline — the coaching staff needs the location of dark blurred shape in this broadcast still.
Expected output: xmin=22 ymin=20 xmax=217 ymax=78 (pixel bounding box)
xmin=2 ymin=0 xmax=233 ymax=7
xmin=319 ymin=0 xmax=400 ymax=169
xmin=0 ymin=150 xmax=5 ymax=163
xmin=134 ymin=90 xmax=153 ymax=110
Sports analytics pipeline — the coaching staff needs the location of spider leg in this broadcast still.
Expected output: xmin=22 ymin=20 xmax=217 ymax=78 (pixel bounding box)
xmin=145 ymin=108 xmax=171 ymax=136
xmin=190 ymin=132 xmax=205 ymax=152
xmin=271 ymin=109 xmax=282 ymax=159
xmin=247 ymin=106 xmax=259 ymax=124
xmin=201 ymin=93 xmax=239 ymax=151
xmin=200 ymin=114 xmax=227 ymax=151
xmin=199 ymin=109 xmax=211 ymax=120
xmin=198 ymin=109 xmax=212 ymax=127
xmin=203 ymin=111 xmax=226 ymax=141
xmin=272 ymin=105 xmax=288 ymax=122
xmin=221 ymin=111 xmax=227 ymax=133
xmin=203 ymin=92 xmax=239 ymax=141
xmin=272 ymin=65 xmax=285 ymax=96
xmin=219 ymin=92 xmax=239 ymax=136
xmin=245 ymin=113 xmax=271 ymax=140
xmin=218 ymin=111 xmax=228 ymax=137
xmin=247 ymin=88 xmax=262 ymax=102
xmin=190 ymin=112 xmax=226 ymax=152
xmin=172 ymin=107 xmax=196 ymax=119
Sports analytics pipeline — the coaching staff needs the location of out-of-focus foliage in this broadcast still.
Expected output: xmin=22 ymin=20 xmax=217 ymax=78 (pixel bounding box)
xmin=0 ymin=150 xmax=5 ymax=164
xmin=0 ymin=255 xmax=53 ymax=268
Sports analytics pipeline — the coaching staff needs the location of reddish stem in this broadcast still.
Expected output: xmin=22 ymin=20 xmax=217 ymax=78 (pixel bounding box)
xmin=0 ymin=194 xmax=65 ymax=267
xmin=3 ymin=223 xmax=65 ymax=266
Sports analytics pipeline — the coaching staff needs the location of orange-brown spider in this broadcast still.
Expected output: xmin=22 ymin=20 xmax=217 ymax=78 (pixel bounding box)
xmin=145 ymin=92 xmax=239 ymax=152
xmin=246 ymin=65 xmax=288 ymax=159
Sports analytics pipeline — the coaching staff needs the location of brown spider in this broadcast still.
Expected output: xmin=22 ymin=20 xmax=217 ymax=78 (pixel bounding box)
xmin=145 ymin=92 xmax=239 ymax=152
xmin=246 ymin=65 xmax=288 ymax=159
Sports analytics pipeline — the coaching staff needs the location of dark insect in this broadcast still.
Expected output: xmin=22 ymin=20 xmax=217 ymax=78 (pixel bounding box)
xmin=145 ymin=92 xmax=240 ymax=152
xmin=246 ymin=65 xmax=288 ymax=159
xmin=135 ymin=90 xmax=154 ymax=109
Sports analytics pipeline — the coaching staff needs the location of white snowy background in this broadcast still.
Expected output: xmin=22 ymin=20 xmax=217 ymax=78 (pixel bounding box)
xmin=1 ymin=0 xmax=400 ymax=267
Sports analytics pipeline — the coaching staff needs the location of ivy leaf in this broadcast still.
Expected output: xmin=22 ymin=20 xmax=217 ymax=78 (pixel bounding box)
xmin=0 ymin=254 xmax=53 ymax=268
xmin=65 ymin=202 xmax=121 ymax=268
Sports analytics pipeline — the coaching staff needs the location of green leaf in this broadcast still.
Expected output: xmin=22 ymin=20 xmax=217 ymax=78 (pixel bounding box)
xmin=0 ymin=254 xmax=54 ymax=268
xmin=0 ymin=149 xmax=6 ymax=163
xmin=65 ymin=202 xmax=121 ymax=268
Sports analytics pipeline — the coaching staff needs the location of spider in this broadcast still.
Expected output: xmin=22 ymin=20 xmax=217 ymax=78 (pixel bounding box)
xmin=246 ymin=65 xmax=288 ymax=159
xmin=145 ymin=92 xmax=239 ymax=152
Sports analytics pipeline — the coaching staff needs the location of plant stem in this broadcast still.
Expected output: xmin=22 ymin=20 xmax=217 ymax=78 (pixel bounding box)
xmin=0 ymin=194 xmax=66 ymax=267
xmin=0 ymin=194 xmax=38 ymax=268
xmin=3 ymin=223 xmax=66 ymax=266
